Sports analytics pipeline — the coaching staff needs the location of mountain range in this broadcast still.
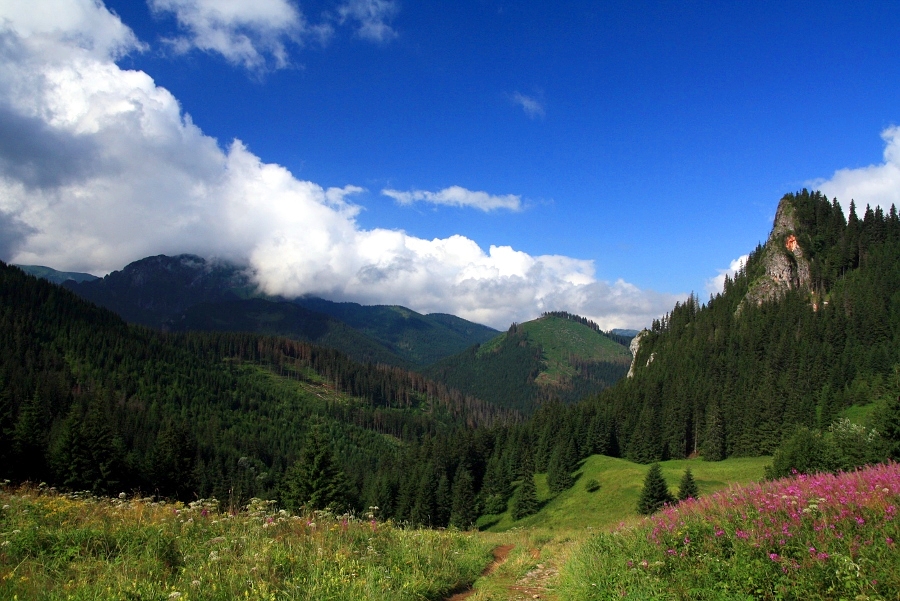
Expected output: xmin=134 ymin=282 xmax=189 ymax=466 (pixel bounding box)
xmin=20 ymin=255 xmax=633 ymax=404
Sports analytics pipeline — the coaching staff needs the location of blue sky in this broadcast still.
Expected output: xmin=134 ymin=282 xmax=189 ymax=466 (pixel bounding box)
xmin=1 ymin=0 xmax=899 ymax=329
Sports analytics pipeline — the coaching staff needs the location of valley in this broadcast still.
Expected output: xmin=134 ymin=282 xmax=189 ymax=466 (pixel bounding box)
xmin=3 ymin=190 xmax=900 ymax=599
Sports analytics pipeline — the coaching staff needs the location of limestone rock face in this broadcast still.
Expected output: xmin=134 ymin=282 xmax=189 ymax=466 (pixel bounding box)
xmin=627 ymin=329 xmax=649 ymax=378
xmin=738 ymin=197 xmax=812 ymax=313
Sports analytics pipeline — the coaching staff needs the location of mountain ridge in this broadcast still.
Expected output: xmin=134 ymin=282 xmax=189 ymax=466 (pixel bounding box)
xmin=59 ymin=254 xmax=498 ymax=368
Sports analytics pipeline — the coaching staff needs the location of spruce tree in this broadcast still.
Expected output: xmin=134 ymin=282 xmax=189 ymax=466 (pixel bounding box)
xmin=547 ymin=438 xmax=577 ymax=493
xmin=677 ymin=468 xmax=699 ymax=501
xmin=449 ymin=465 xmax=476 ymax=529
xmin=511 ymin=462 xmax=539 ymax=520
xmin=282 ymin=426 xmax=351 ymax=512
xmin=637 ymin=463 xmax=674 ymax=515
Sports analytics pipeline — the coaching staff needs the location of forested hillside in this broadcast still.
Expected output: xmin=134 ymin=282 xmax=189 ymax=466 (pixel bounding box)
xmin=0 ymin=261 xmax=518 ymax=524
xmin=574 ymin=190 xmax=900 ymax=463
xmin=425 ymin=313 xmax=632 ymax=413
xmin=60 ymin=254 xmax=498 ymax=368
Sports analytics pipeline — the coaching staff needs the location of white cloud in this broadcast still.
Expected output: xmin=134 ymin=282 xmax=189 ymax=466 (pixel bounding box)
xmin=512 ymin=92 xmax=544 ymax=119
xmin=382 ymin=186 xmax=522 ymax=212
xmin=337 ymin=0 xmax=398 ymax=42
xmin=148 ymin=0 xmax=328 ymax=69
xmin=811 ymin=126 xmax=900 ymax=213
xmin=705 ymin=254 xmax=748 ymax=296
xmin=0 ymin=0 xmax=679 ymax=330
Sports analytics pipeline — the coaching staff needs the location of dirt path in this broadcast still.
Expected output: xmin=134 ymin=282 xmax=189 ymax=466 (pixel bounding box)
xmin=506 ymin=548 xmax=558 ymax=600
xmin=445 ymin=544 xmax=516 ymax=600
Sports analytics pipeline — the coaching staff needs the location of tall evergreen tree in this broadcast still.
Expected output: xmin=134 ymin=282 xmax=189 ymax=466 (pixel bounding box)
xmin=449 ymin=465 xmax=476 ymax=529
xmin=637 ymin=463 xmax=674 ymax=515
xmin=282 ymin=426 xmax=351 ymax=512
xmin=547 ymin=437 xmax=577 ymax=493
xmin=12 ymin=387 xmax=51 ymax=482
xmin=511 ymin=460 xmax=539 ymax=520
xmin=149 ymin=420 xmax=197 ymax=500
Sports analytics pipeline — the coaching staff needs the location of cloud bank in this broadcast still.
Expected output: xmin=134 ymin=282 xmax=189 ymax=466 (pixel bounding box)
xmin=812 ymin=126 xmax=900 ymax=213
xmin=0 ymin=0 xmax=681 ymax=330
xmin=382 ymin=186 xmax=522 ymax=212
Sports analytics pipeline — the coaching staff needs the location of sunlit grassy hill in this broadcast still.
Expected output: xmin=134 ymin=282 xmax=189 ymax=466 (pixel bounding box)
xmin=426 ymin=314 xmax=632 ymax=412
xmin=481 ymin=455 xmax=771 ymax=533
xmin=480 ymin=314 xmax=632 ymax=386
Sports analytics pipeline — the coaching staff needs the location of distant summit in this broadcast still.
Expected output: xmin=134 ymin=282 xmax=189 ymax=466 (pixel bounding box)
xmin=16 ymin=264 xmax=99 ymax=285
xmin=58 ymin=253 xmax=497 ymax=368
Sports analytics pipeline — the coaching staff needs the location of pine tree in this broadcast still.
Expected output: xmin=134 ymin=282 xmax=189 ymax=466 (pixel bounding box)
xmin=149 ymin=420 xmax=197 ymax=500
xmin=282 ymin=426 xmax=351 ymax=512
xmin=702 ymin=402 xmax=726 ymax=461
xmin=547 ymin=437 xmax=577 ymax=493
xmin=637 ymin=463 xmax=674 ymax=515
xmin=677 ymin=468 xmax=699 ymax=501
xmin=12 ymin=387 xmax=51 ymax=482
xmin=449 ymin=465 xmax=476 ymax=529
xmin=511 ymin=461 xmax=539 ymax=520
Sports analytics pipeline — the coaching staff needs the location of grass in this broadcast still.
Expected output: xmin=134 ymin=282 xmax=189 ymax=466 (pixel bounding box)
xmin=557 ymin=462 xmax=900 ymax=600
xmin=476 ymin=315 xmax=631 ymax=385
xmin=0 ymin=486 xmax=492 ymax=601
xmin=481 ymin=455 xmax=771 ymax=533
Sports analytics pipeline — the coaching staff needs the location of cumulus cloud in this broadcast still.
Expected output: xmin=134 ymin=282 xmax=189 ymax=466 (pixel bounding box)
xmin=0 ymin=0 xmax=680 ymax=330
xmin=382 ymin=186 xmax=522 ymax=212
xmin=705 ymin=255 xmax=748 ymax=296
xmin=511 ymin=92 xmax=545 ymax=119
xmin=811 ymin=126 xmax=900 ymax=213
xmin=337 ymin=0 xmax=398 ymax=42
xmin=148 ymin=0 xmax=327 ymax=69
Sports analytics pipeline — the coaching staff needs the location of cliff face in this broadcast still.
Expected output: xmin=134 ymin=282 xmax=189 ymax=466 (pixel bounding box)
xmin=626 ymin=329 xmax=649 ymax=378
xmin=738 ymin=197 xmax=812 ymax=313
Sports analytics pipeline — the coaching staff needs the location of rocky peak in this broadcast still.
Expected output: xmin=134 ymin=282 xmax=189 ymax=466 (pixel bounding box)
xmin=738 ymin=196 xmax=812 ymax=313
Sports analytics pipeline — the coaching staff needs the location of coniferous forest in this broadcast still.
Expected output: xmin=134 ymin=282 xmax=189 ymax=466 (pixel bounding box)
xmin=3 ymin=190 xmax=900 ymax=530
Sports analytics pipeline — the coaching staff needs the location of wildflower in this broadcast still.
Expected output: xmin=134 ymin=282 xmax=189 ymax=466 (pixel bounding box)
xmin=167 ymin=593 xmax=182 ymax=599
xmin=769 ymin=553 xmax=779 ymax=561
xmin=119 ymin=492 xmax=126 ymax=499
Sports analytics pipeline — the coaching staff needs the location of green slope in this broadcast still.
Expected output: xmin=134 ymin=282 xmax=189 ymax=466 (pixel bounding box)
xmin=481 ymin=455 xmax=770 ymax=533
xmin=175 ymin=298 xmax=409 ymax=367
xmin=293 ymin=297 xmax=498 ymax=367
xmin=426 ymin=314 xmax=632 ymax=412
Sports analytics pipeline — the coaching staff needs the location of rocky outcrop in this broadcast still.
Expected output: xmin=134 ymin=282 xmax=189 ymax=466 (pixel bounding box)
xmin=627 ymin=329 xmax=650 ymax=378
xmin=738 ymin=197 xmax=812 ymax=313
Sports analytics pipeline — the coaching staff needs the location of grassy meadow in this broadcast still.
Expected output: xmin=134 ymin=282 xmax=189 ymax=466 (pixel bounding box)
xmin=0 ymin=487 xmax=491 ymax=601
xmin=480 ymin=455 xmax=771 ymax=533
xmin=558 ymin=462 xmax=900 ymax=600
xmin=6 ymin=456 xmax=899 ymax=601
